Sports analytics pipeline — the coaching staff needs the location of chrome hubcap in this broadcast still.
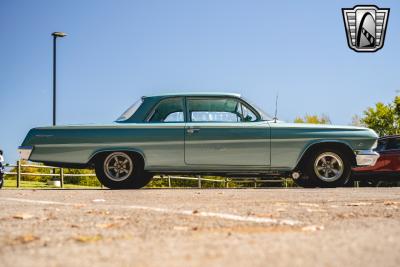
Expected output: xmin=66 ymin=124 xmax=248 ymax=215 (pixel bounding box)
xmin=103 ymin=152 xmax=133 ymax=182
xmin=313 ymin=152 xmax=344 ymax=182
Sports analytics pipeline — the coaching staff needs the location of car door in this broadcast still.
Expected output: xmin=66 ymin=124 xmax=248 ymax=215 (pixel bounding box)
xmin=143 ymin=97 xmax=186 ymax=168
xmin=184 ymin=97 xmax=270 ymax=166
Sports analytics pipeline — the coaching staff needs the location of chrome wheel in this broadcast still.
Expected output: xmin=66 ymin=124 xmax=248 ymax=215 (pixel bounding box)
xmin=103 ymin=152 xmax=133 ymax=182
xmin=313 ymin=152 xmax=344 ymax=182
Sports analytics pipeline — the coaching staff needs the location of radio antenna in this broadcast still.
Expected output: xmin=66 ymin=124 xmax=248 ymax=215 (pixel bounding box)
xmin=273 ymin=92 xmax=279 ymax=123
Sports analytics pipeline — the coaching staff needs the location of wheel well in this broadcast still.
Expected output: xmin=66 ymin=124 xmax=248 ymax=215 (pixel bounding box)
xmin=88 ymin=150 xmax=145 ymax=168
xmin=295 ymin=142 xmax=356 ymax=172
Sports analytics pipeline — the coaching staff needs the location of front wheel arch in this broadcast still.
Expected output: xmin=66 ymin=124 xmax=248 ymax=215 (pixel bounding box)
xmin=294 ymin=142 xmax=356 ymax=172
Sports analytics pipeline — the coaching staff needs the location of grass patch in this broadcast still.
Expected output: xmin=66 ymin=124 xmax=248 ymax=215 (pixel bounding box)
xmin=3 ymin=180 xmax=101 ymax=189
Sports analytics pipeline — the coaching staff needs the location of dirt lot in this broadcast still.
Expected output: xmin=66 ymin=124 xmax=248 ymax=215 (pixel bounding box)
xmin=0 ymin=188 xmax=399 ymax=267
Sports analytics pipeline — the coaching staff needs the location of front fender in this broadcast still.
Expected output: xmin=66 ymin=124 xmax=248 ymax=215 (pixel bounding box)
xmin=294 ymin=140 xmax=356 ymax=170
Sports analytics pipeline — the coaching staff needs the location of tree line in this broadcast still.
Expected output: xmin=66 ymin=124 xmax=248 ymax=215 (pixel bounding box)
xmin=295 ymin=95 xmax=400 ymax=137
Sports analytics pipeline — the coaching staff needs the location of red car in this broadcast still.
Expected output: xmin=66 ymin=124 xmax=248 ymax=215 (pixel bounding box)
xmin=353 ymin=135 xmax=400 ymax=185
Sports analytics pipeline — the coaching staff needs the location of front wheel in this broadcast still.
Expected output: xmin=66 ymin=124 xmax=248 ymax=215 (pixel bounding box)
xmin=304 ymin=148 xmax=352 ymax=187
xmin=95 ymin=152 xmax=153 ymax=189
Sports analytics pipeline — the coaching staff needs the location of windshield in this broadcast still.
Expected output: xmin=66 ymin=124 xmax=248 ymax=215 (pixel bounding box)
xmin=242 ymin=98 xmax=273 ymax=121
xmin=116 ymin=99 xmax=143 ymax=122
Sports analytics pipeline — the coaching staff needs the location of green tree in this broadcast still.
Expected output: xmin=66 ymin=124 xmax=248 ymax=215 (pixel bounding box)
xmin=294 ymin=114 xmax=331 ymax=124
xmin=361 ymin=96 xmax=400 ymax=136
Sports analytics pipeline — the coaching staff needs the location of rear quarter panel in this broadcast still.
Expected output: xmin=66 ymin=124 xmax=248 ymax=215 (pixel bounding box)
xmin=24 ymin=124 xmax=185 ymax=168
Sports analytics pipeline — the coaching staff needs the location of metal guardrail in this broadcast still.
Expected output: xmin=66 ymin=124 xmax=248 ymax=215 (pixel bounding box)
xmin=154 ymin=175 xmax=284 ymax=188
xmin=3 ymin=161 xmax=97 ymax=188
xmin=2 ymin=161 xmax=285 ymax=189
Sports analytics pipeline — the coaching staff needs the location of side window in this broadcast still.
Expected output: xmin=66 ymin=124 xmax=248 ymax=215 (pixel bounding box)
xmin=164 ymin=112 xmax=184 ymax=122
xmin=240 ymin=103 xmax=257 ymax=122
xmin=191 ymin=111 xmax=240 ymax=122
xmin=187 ymin=98 xmax=258 ymax=122
xmin=188 ymin=98 xmax=240 ymax=122
xmin=148 ymin=98 xmax=184 ymax=122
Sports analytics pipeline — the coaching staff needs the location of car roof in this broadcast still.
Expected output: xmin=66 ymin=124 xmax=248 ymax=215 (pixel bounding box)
xmin=143 ymin=92 xmax=242 ymax=99
xmin=379 ymin=135 xmax=400 ymax=140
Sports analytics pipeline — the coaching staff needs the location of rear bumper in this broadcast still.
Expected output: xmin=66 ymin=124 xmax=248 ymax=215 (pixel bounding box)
xmin=18 ymin=146 xmax=33 ymax=160
xmin=355 ymin=150 xmax=379 ymax=167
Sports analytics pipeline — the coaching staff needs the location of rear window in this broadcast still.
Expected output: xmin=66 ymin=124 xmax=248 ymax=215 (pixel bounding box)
xmin=116 ymin=99 xmax=143 ymax=122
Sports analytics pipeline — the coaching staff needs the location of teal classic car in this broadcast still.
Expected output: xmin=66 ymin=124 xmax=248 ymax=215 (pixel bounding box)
xmin=19 ymin=93 xmax=379 ymax=188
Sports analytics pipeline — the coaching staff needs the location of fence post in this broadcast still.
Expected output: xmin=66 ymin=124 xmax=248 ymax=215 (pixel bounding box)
xmin=60 ymin=168 xmax=64 ymax=188
xmin=16 ymin=160 xmax=21 ymax=188
xmin=254 ymin=178 xmax=257 ymax=188
xmin=168 ymin=176 xmax=171 ymax=188
xmin=224 ymin=178 xmax=228 ymax=188
xmin=198 ymin=175 xmax=201 ymax=188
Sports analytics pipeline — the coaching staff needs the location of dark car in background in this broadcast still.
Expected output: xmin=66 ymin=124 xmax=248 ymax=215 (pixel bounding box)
xmin=353 ymin=135 xmax=400 ymax=186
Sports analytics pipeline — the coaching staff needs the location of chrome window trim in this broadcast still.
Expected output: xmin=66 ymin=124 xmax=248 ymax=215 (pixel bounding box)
xmin=185 ymin=96 xmax=262 ymax=123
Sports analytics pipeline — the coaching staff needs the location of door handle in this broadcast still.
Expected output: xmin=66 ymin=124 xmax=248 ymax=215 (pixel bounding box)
xmin=187 ymin=128 xmax=200 ymax=134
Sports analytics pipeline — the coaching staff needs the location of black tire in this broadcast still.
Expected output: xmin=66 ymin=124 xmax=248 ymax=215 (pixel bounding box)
xmin=95 ymin=151 xmax=153 ymax=189
xmin=304 ymin=148 xmax=351 ymax=188
xmin=0 ymin=176 xmax=3 ymax=189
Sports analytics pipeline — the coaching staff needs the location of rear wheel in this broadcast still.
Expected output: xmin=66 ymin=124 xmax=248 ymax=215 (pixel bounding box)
xmin=95 ymin=152 xmax=153 ymax=189
xmin=304 ymin=148 xmax=351 ymax=187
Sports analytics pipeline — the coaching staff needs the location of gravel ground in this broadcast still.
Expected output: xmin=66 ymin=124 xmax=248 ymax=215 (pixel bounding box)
xmin=0 ymin=188 xmax=399 ymax=267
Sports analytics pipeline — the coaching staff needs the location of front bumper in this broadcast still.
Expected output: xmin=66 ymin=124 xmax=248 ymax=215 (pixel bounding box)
xmin=355 ymin=150 xmax=379 ymax=166
xmin=18 ymin=146 xmax=33 ymax=160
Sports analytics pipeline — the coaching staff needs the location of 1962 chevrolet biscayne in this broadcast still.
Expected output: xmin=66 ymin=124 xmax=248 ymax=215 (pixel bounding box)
xmin=19 ymin=93 xmax=379 ymax=188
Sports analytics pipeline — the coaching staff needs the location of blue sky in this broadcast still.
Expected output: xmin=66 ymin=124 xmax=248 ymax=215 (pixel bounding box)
xmin=0 ymin=0 xmax=399 ymax=163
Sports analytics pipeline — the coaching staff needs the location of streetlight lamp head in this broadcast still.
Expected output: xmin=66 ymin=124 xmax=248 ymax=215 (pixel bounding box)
xmin=52 ymin=32 xmax=68 ymax=38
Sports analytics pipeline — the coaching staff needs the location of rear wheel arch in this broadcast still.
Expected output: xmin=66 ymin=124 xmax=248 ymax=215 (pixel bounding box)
xmin=88 ymin=149 xmax=146 ymax=168
xmin=295 ymin=142 xmax=356 ymax=172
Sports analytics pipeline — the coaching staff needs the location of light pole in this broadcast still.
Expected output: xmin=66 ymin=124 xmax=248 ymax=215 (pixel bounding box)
xmin=51 ymin=32 xmax=67 ymax=187
xmin=51 ymin=32 xmax=67 ymax=126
